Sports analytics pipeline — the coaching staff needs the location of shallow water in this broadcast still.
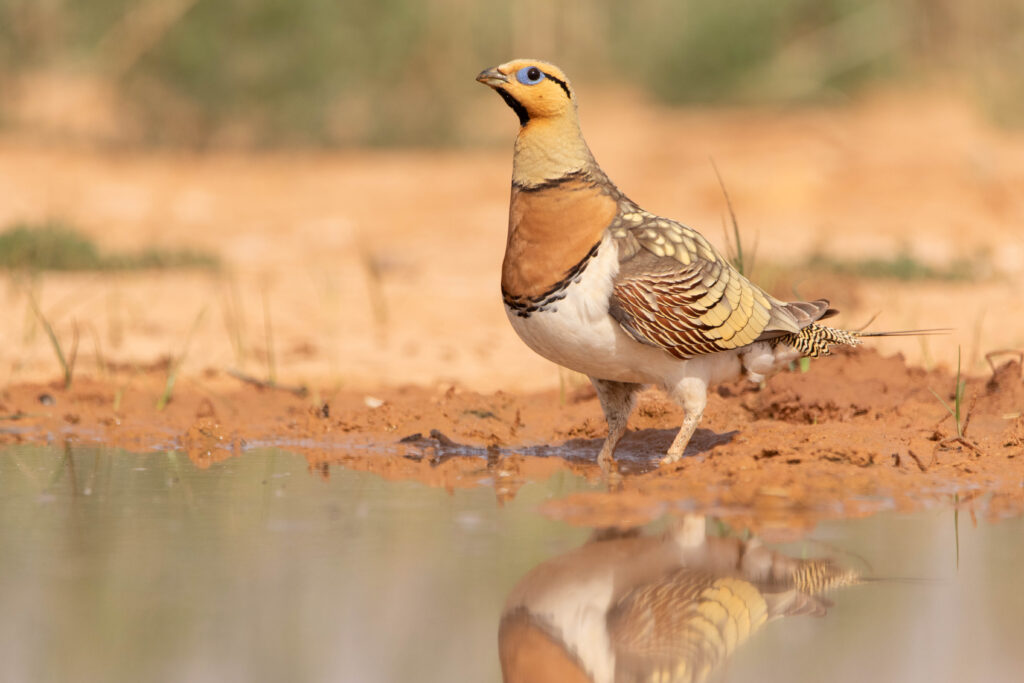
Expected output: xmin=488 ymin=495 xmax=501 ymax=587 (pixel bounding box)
xmin=1 ymin=444 xmax=1022 ymax=682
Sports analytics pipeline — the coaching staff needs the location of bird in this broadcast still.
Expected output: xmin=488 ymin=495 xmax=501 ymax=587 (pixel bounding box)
xmin=477 ymin=59 xmax=922 ymax=471
xmin=498 ymin=515 xmax=859 ymax=683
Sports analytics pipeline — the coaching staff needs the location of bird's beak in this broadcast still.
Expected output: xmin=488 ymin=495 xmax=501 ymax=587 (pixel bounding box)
xmin=476 ymin=67 xmax=509 ymax=88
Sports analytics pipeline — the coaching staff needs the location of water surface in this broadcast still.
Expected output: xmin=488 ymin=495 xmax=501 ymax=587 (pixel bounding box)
xmin=1 ymin=445 xmax=1021 ymax=682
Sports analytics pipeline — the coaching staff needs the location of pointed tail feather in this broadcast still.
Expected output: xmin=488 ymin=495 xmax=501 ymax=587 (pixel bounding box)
xmin=856 ymin=329 xmax=952 ymax=338
xmin=772 ymin=325 xmax=950 ymax=358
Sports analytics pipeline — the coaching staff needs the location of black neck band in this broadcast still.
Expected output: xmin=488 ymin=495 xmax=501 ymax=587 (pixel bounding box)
xmin=497 ymin=88 xmax=530 ymax=126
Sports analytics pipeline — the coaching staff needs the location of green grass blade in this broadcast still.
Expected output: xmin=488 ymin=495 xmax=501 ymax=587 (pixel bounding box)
xmin=157 ymin=306 xmax=208 ymax=410
xmin=928 ymin=388 xmax=957 ymax=426
xmin=711 ymin=159 xmax=745 ymax=276
xmin=929 ymin=345 xmax=965 ymax=438
xmin=26 ymin=290 xmax=72 ymax=388
xmin=954 ymin=346 xmax=964 ymax=438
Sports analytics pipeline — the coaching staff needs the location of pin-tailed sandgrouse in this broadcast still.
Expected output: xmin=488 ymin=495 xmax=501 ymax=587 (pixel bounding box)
xmin=499 ymin=516 xmax=858 ymax=683
xmin=478 ymin=59 xmax=912 ymax=470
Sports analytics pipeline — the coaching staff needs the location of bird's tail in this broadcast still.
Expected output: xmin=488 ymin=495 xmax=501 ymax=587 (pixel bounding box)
xmin=772 ymin=324 xmax=949 ymax=359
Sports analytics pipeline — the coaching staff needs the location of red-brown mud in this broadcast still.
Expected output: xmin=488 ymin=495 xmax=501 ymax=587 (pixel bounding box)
xmin=2 ymin=350 xmax=1021 ymax=534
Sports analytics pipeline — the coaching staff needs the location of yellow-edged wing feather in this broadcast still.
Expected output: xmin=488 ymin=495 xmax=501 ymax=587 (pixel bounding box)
xmin=608 ymin=210 xmax=829 ymax=359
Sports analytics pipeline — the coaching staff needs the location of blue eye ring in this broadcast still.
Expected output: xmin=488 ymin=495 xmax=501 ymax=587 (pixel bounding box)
xmin=516 ymin=66 xmax=546 ymax=85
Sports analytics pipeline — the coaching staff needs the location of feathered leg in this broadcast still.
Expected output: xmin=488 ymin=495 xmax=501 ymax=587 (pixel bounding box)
xmin=663 ymin=375 xmax=708 ymax=465
xmin=590 ymin=377 xmax=641 ymax=471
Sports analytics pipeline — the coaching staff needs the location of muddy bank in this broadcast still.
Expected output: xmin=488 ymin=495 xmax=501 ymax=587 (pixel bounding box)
xmin=2 ymin=349 xmax=1021 ymax=532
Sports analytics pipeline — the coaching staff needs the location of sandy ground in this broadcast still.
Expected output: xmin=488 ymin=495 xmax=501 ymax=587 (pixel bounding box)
xmin=1 ymin=88 xmax=1023 ymax=529
xmin=2 ymin=88 xmax=1023 ymax=391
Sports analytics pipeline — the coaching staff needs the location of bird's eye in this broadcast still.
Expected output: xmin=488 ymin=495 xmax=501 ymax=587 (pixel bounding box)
xmin=516 ymin=66 xmax=545 ymax=85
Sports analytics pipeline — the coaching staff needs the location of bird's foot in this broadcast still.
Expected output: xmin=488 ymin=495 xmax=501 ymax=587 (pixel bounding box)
xmin=660 ymin=414 xmax=700 ymax=466
xmin=659 ymin=436 xmax=692 ymax=466
xmin=597 ymin=446 xmax=624 ymax=487
xmin=660 ymin=449 xmax=685 ymax=466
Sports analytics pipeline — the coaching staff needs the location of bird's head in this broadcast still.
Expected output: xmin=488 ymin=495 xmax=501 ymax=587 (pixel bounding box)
xmin=476 ymin=59 xmax=576 ymax=126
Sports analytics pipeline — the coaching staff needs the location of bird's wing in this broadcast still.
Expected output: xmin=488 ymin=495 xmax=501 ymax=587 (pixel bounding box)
xmin=605 ymin=557 xmax=852 ymax=681
xmin=607 ymin=569 xmax=770 ymax=682
xmin=608 ymin=211 xmax=832 ymax=359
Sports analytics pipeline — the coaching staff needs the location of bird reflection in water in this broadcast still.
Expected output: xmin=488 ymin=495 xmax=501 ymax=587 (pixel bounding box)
xmin=498 ymin=516 xmax=859 ymax=683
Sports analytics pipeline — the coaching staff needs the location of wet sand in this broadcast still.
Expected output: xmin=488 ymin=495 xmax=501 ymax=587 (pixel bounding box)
xmin=2 ymin=350 xmax=1021 ymax=534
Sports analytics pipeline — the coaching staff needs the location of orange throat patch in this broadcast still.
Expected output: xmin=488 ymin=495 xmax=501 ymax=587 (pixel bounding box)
xmin=502 ymin=179 xmax=617 ymax=301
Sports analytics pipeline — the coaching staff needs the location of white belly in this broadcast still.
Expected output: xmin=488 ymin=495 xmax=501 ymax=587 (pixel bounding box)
xmin=505 ymin=236 xmax=704 ymax=386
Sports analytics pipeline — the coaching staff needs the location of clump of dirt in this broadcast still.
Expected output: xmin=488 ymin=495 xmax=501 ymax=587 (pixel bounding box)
xmin=182 ymin=413 xmax=242 ymax=470
xmin=1 ymin=349 xmax=1021 ymax=532
xmin=977 ymin=358 xmax=1024 ymax=427
xmin=740 ymin=349 xmax=931 ymax=424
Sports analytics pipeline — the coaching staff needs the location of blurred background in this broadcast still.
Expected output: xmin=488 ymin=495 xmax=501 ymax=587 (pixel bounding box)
xmin=4 ymin=9 xmax=1023 ymax=682
xmin=1 ymin=0 xmax=1023 ymax=389
xmin=2 ymin=0 xmax=1023 ymax=146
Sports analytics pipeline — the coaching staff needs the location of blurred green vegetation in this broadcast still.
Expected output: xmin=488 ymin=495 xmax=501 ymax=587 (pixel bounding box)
xmin=0 ymin=0 xmax=1021 ymax=146
xmin=609 ymin=0 xmax=900 ymax=103
xmin=0 ymin=221 xmax=219 ymax=270
xmin=805 ymin=249 xmax=990 ymax=282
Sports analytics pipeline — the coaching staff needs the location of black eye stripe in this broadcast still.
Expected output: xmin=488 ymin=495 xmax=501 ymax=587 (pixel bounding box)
xmin=542 ymin=71 xmax=572 ymax=99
